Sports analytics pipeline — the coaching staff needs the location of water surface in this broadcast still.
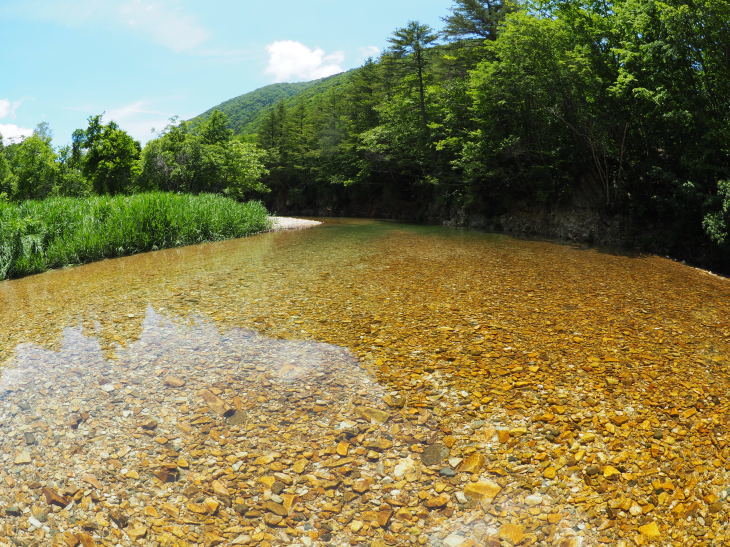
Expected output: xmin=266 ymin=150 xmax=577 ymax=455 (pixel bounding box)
xmin=0 ymin=219 xmax=728 ymax=546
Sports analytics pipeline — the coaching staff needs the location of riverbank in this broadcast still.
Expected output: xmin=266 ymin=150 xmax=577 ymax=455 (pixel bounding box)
xmin=268 ymin=217 xmax=322 ymax=231
xmin=0 ymin=193 xmax=271 ymax=281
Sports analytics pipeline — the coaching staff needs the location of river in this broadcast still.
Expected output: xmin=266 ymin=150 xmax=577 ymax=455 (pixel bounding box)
xmin=0 ymin=219 xmax=728 ymax=545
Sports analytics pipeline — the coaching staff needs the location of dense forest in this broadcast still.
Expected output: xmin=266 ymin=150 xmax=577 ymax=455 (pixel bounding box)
xmin=244 ymin=0 xmax=730 ymax=272
xmin=1 ymin=0 xmax=728 ymax=272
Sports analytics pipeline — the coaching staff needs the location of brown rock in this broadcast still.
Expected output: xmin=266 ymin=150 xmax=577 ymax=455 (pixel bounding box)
xmin=199 ymin=389 xmax=232 ymax=416
xmin=425 ymin=494 xmax=450 ymax=508
xmin=163 ymin=375 xmax=186 ymax=387
xmin=458 ymin=453 xmax=486 ymax=473
xmin=421 ymin=443 xmax=449 ymax=466
xmin=357 ymin=407 xmax=390 ymax=424
xmin=42 ymin=487 xmax=69 ymax=508
xmin=263 ymin=501 xmax=288 ymax=516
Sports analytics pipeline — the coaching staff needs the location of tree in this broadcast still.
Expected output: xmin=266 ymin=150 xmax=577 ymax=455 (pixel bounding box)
xmin=205 ymin=141 xmax=269 ymax=199
xmin=7 ymin=134 xmax=58 ymax=200
xmin=387 ymin=21 xmax=439 ymax=133
xmin=77 ymin=115 xmax=141 ymax=194
xmin=0 ymin=144 xmax=13 ymax=200
xmin=138 ymin=117 xmax=269 ymax=199
xmin=200 ymin=110 xmax=234 ymax=145
xmin=55 ymin=145 xmax=92 ymax=197
xmin=442 ymin=0 xmax=518 ymax=41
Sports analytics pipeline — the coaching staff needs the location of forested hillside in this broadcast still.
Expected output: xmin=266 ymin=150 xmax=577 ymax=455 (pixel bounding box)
xmin=190 ymin=74 xmax=346 ymax=134
xmin=238 ymin=0 xmax=730 ymax=272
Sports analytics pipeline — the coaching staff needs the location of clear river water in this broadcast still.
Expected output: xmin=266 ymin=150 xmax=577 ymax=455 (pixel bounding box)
xmin=0 ymin=219 xmax=727 ymax=546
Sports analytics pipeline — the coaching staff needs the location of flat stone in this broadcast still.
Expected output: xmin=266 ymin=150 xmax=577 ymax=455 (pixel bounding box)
xmin=41 ymin=487 xmax=69 ymax=508
xmin=421 ymin=443 xmax=449 ymax=466
xmin=163 ymin=375 xmax=186 ymax=387
xmin=357 ymin=407 xmax=389 ymax=424
xmin=458 ymin=452 xmax=485 ymax=473
xmin=463 ymin=481 xmax=501 ymax=503
xmin=499 ymin=523 xmax=526 ymax=544
xmin=639 ymin=521 xmax=661 ymax=539
xmin=14 ymin=449 xmax=31 ymax=465
xmin=425 ymin=494 xmax=450 ymax=508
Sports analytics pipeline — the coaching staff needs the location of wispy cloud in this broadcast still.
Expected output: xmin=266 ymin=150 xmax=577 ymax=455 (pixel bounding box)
xmin=103 ymin=99 xmax=175 ymax=143
xmin=4 ymin=0 xmax=209 ymax=52
xmin=358 ymin=45 xmax=381 ymax=62
xmin=118 ymin=0 xmax=209 ymax=52
xmin=265 ymin=41 xmax=345 ymax=82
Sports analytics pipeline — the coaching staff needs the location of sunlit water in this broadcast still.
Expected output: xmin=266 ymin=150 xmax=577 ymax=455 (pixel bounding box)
xmin=0 ymin=219 xmax=728 ymax=546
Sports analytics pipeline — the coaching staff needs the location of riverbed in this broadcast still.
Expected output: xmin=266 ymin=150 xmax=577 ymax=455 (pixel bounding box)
xmin=0 ymin=219 xmax=727 ymax=546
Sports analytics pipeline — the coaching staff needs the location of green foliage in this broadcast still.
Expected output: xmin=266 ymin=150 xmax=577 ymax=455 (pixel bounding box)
xmin=0 ymin=193 xmax=271 ymax=280
xmin=5 ymin=134 xmax=59 ymax=201
xmin=441 ymin=0 xmax=519 ymax=40
xmin=76 ymin=115 xmax=141 ymax=194
xmin=178 ymin=0 xmax=730 ymax=271
xmin=137 ymin=111 xmax=270 ymax=198
xmin=189 ymin=78 xmax=343 ymax=134
xmin=703 ymin=180 xmax=730 ymax=245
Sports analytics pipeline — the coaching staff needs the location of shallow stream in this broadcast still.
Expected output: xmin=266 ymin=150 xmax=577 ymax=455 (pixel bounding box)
xmin=0 ymin=219 xmax=728 ymax=546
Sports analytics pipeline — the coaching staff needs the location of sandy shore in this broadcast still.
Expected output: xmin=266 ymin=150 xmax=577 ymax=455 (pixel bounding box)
xmin=268 ymin=216 xmax=322 ymax=231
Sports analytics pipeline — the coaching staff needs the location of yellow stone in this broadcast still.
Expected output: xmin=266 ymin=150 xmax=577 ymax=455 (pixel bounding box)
xmin=458 ymin=453 xmax=485 ymax=474
xmin=425 ymin=494 xmax=450 ymax=508
xmin=463 ymin=481 xmax=501 ymax=502
xmin=603 ymin=466 xmax=621 ymax=479
xmin=357 ymin=407 xmax=390 ymax=424
xmin=336 ymin=441 xmax=349 ymax=456
xmin=543 ymin=467 xmax=557 ymax=479
xmin=211 ymin=479 xmax=229 ymax=497
xmin=143 ymin=506 xmax=159 ymax=518
xmin=127 ymin=524 xmax=147 ymax=540
xmin=260 ymin=476 xmax=277 ymax=489
xmin=499 ymin=523 xmax=526 ymax=544
xmin=638 ymin=522 xmax=660 ymax=539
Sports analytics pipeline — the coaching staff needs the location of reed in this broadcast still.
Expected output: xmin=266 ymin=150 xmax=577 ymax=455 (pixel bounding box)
xmin=0 ymin=193 xmax=271 ymax=280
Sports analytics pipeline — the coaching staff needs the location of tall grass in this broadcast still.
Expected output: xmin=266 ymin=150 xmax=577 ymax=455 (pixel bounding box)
xmin=0 ymin=192 xmax=271 ymax=280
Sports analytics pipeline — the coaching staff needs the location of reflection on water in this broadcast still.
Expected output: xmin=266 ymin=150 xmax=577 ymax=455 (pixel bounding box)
xmin=0 ymin=307 xmax=389 ymax=545
xmin=0 ymin=219 xmax=728 ymax=546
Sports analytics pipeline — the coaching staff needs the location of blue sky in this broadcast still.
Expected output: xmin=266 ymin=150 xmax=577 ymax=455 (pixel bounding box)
xmin=1 ymin=0 xmax=452 ymax=146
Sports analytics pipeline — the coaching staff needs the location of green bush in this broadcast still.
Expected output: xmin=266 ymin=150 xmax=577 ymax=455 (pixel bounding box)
xmin=0 ymin=192 xmax=271 ymax=280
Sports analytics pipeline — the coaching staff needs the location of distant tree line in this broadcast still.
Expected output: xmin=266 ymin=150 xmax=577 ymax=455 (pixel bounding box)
xmin=2 ymin=0 xmax=728 ymax=271
xmin=0 ymin=110 xmax=269 ymax=204
xmin=250 ymin=0 xmax=730 ymax=270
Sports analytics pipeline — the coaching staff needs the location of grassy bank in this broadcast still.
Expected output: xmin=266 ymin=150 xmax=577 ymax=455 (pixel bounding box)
xmin=0 ymin=192 xmax=271 ymax=280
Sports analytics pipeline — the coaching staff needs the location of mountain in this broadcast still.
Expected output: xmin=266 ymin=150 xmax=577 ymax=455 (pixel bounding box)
xmin=190 ymin=73 xmax=349 ymax=134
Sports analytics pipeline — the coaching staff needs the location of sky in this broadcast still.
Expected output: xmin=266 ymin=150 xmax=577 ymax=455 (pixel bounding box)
xmin=0 ymin=0 xmax=452 ymax=146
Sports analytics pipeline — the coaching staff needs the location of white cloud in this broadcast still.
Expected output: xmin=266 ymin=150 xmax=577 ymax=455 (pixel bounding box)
xmin=5 ymin=0 xmax=209 ymax=52
xmin=0 ymin=124 xmax=33 ymax=143
xmin=0 ymin=99 xmax=23 ymax=119
xmin=0 ymin=99 xmax=32 ymax=142
xmin=265 ymin=41 xmax=345 ymax=82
